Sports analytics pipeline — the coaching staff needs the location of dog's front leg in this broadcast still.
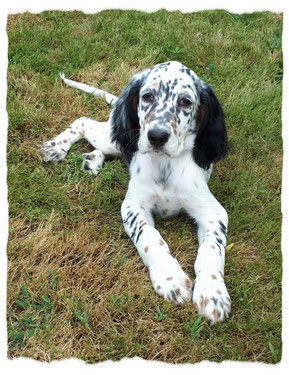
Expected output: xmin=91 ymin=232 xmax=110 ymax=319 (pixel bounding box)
xmin=121 ymin=197 xmax=193 ymax=303
xmin=186 ymin=188 xmax=231 ymax=324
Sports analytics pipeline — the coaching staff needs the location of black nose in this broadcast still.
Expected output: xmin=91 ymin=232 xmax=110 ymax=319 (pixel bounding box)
xmin=148 ymin=128 xmax=170 ymax=148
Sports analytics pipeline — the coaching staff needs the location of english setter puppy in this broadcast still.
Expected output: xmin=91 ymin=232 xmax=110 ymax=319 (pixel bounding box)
xmin=41 ymin=61 xmax=231 ymax=324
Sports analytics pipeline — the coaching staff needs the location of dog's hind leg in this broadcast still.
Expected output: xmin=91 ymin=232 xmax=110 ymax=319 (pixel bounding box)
xmin=41 ymin=116 xmax=121 ymax=164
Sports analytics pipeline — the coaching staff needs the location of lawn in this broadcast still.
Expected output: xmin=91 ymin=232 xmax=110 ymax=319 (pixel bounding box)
xmin=6 ymin=9 xmax=282 ymax=363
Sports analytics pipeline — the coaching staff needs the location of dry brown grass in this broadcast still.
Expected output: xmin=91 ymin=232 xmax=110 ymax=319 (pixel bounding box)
xmin=7 ymin=213 xmax=200 ymax=362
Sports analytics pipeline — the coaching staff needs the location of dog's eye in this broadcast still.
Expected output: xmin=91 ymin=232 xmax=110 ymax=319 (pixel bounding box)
xmin=178 ymin=97 xmax=192 ymax=107
xmin=142 ymin=93 xmax=154 ymax=103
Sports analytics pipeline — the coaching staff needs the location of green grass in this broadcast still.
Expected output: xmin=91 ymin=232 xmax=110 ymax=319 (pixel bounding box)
xmin=6 ymin=9 xmax=282 ymax=363
xmin=7 ymin=284 xmax=56 ymax=350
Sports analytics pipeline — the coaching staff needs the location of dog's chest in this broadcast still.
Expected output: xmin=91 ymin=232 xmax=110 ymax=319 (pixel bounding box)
xmin=129 ymin=153 xmax=193 ymax=217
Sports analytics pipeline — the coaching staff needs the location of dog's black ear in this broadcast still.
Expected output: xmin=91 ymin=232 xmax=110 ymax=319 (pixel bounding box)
xmin=193 ymin=83 xmax=228 ymax=169
xmin=111 ymin=74 xmax=144 ymax=162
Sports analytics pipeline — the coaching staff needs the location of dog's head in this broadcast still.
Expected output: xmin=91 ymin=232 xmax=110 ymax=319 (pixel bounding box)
xmin=111 ymin=61 xmax=228 ymax=169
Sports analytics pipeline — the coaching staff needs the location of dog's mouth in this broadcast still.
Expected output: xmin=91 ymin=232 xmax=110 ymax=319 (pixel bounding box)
xmin=139 ymin=146 xmax=172 ymax=158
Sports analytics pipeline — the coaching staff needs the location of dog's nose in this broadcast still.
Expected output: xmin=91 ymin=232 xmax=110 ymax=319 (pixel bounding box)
xmin=148 ymin=128 xmax=170 ymax=148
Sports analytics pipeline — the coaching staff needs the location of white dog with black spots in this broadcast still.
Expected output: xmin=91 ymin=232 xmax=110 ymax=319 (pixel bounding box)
xmin=41 ymin=61 xmax=231 ymax=324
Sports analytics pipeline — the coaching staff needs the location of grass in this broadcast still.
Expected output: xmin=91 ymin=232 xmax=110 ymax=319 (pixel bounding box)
xmin=6 ymin=9 xmax=282 ymax=363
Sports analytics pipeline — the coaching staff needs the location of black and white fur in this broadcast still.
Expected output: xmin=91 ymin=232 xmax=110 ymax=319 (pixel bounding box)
xmin=41 ymin=61 xmax=230 ymax=324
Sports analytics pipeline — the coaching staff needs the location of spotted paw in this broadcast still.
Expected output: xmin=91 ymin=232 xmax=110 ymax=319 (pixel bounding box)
xmin=41 ymin=140 xmax=68 ymax=162
xmin=149 ymin=256 xmax=193 ymax=304
xmin=192 ymin=272 xmax=231 ymax=324
xmin=81 ymin=151 xmax=105 ymax=175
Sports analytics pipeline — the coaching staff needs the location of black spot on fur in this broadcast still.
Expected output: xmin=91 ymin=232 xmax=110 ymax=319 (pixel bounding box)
xmin=131 ymin=221 xmax=139 ymax=241
xmin=219 ymin=220 xmax=227 ymax=236
xmin=136 ymin=228 xmax=143 ymax=243
xmin=171 ymin=290 xmax=177 ymax=302
xmin=216 ymin=236 xmax=224 ymax=246
xmin=130 ymin=213 xmax=139 ymax=228
xmin=83 ymin=162 xmax=90 ymax=171
xmin=124 ymin=211 xmax=134 ymax=224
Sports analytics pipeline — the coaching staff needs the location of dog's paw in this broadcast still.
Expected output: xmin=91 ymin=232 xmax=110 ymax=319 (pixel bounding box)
xmin=41 ymin=140 xmax=68 ymax=162
xmin=149 ymin=256 xmax=193 ymax=304
xmin=81 ymin=151 xmax=105 ymax=175
xmin=192 ymin=272 xmax=231 ymax=324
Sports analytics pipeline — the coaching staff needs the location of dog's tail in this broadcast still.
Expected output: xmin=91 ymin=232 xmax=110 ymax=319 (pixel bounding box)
xmin=59 ymin=73 xmax=119 ymax=106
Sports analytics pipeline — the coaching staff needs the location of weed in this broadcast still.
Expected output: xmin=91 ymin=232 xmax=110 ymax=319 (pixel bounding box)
xmin=7 ymin=284 xmax=55 ymax=349
xmin=154 ymin=307 xmax=166 ymax=322
xmin=72 ymin=302 xmax=90 ymax=330
xmin=268 ymin=342 xmax=279 ymax=363
xmin=46 ymin=269 xmax=59 ymax=289
xmin=271 ymin=33 xmax=281 ymax=51
xmin=184 ymin=315 xmax=205 ymax=340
